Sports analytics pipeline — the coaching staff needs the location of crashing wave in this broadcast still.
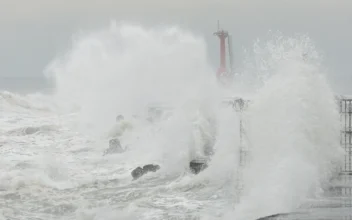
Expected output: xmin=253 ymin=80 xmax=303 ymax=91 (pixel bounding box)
xmin=0 ymin=91 xmax=55 ymax=112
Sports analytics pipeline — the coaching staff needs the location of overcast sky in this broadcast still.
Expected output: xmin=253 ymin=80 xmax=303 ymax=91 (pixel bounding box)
xmin=0 ymin=0 xmax=351 ymax=92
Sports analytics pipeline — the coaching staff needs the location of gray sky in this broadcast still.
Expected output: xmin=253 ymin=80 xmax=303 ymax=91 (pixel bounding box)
xmin=1 ymin=0 xmax=351 ymax=93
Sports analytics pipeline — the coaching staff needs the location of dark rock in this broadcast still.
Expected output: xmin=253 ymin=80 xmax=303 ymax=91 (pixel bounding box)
xmin=131 ymin=167 xmax=144 ymax=179
xmin=131 ymin=159 xmax=209 ymax=180
xmin=143 ymin=164 xmax=160 ymax=172
xmin=189 ymin=160 xmax=208 ymax=174
xmin=103 ymin=138 xmax=124 ymax=155
xmin=131 ymin=164 xmax=160 ymax=180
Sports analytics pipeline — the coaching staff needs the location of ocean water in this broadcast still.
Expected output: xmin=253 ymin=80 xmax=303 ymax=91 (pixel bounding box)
xmin=0 ymin=22 xmax=351 ymax=220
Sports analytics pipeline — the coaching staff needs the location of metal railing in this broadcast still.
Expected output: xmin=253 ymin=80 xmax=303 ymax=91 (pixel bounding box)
xmin=338 ymin=97 xmax=352 ymax=197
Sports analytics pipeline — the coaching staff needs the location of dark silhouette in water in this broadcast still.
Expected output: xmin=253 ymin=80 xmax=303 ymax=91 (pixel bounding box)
xmin=104 ymin=114 xmax=134 ymax=155
xmin=189 ymin=160 xmax=208 ymax=174
xmin=103 ymin=138 xmax=125 ymax=155
xmin=131 ymin=159 xmax=209 ymax=180
xmin=131 ymin=164 xmax=160 ymax=180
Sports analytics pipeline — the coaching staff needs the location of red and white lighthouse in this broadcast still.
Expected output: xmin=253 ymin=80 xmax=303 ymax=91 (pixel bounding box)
xmin=213 ymin=21 xmax=233 ymax=84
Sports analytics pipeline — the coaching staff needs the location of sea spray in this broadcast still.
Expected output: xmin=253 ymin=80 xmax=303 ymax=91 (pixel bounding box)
xmin=226 ymin=33 xmax=344 ymax=220
xmin=0 ymin=22 xmax=347 ymax=220
xmin=44 ymin=21 xmax=224 ymax=174
xmin=45 ymin=21 xmax=217 ymax=136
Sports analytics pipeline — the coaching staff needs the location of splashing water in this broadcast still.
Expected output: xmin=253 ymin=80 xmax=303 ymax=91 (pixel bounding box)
xmin=45 ymin=22 xmax=219 ymax=135
xmin=0 ymin=23 xmax=346 ymax=220
xmin=224 ymin=33 xmax=345 ymax=220
xmin=44 ymin=21 xmax=226 ymax=175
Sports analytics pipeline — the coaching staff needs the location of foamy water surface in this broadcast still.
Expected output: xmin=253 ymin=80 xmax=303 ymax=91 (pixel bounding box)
xmin=0 ymin=22 xmax=349 ymax=220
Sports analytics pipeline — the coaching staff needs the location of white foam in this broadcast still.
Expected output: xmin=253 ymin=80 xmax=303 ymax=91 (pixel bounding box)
xmin=0 ymin=24 xmax=346 ymax=220
xmin=225 ymin=33 xmax=345 ymax=220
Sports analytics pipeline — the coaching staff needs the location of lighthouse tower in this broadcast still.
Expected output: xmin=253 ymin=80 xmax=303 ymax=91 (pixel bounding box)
xmin=213 ymin=21 xmax=233 ymax=84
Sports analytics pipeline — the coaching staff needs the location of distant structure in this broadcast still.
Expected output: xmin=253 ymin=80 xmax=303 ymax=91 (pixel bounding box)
xmin=336 ymin=96 xmax=352 ymax=198
xmin=213 ymin=21 xmax=234 ymax=84
xmin=232 ymin=98 xmax=250 ymax=204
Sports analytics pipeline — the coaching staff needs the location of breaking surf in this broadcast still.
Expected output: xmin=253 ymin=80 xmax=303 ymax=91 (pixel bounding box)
xmin=0 ymin=22 xmax=347 ymax=220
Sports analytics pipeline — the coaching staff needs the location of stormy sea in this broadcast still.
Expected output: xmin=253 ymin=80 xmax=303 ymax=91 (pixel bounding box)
xmin=0 ymin=22 xmax=351 ymax=220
